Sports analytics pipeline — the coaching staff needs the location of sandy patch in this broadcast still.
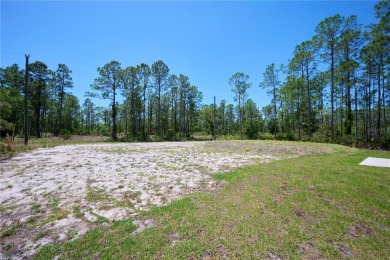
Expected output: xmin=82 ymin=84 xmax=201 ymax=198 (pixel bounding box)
xmin=0 ymin=141 xmax=280 ymax=259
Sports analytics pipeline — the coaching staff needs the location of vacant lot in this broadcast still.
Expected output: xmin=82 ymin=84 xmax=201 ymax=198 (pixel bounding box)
xmin=0 ymin=140 xmax=329 ymax=259
xmin=1 ymin=141 xmax=388 ymax=259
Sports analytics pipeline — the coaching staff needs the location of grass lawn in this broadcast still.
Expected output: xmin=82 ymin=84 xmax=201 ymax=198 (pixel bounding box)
xmin=34 ymin=146 xmax=389 ymax=259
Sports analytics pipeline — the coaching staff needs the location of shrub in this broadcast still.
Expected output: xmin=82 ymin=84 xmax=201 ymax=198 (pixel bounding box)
xmin=244 ymin=121 xmax=260 ymax=140
xmin=4 ymin=133 xmax=16 ymax=152
xmin=337 ymin=135 xmax=354 ymax=146
xmin=379 ymin=136 xmax=390 ymax=150
xmin=165 ymin=129 xmax=176 ymax=141
xmin=258 ymin=132 xmax=274 ymax=140
xmin=100 ymin=130 xmax=110 ymax=137
xmin=60 ymin=130 xmax=71 ymax=140
xmin=0 ymin=142 xmax=4 ymax=154
xmin=310 ymin=126 xmax=330 ymax=143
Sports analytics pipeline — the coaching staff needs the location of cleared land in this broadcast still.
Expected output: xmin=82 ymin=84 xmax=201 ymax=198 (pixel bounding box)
xmin=1 ymin=140 xmax=389 ymax=259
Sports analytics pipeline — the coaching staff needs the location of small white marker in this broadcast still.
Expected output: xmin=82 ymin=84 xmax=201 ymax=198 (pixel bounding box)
xmin=359 ymin=157 xmax=390 ymax=168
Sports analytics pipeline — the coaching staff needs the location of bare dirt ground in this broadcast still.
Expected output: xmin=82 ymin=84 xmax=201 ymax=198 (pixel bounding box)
xmin=0 ymin=140 xmax=334 ymax=259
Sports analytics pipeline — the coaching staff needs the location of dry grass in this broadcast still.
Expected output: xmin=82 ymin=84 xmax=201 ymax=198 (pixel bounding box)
xmin=4 ymin=134 xmax=16 ymax=152
xmin=1 ymin=135 xmax=109 ymax=156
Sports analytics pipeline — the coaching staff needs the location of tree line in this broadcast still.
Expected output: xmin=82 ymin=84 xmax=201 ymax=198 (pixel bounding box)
xmin=86 ymin=60 xmax=203 ymax=141
xmin=1 ymin=62 xmax=81 ymax=138
xmin=0 ymin=1 xmax=388 ymax=147
xmin=0 ymin=59 xmax=204 ymax=141
xmin=260 ymin=1 xmax=389 ymax=146
xmin=209 ymin=0 xmax=389 ymax=147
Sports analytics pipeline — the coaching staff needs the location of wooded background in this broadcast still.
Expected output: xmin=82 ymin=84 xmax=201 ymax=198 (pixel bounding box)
xmin=1 ymin=1 xmax=388 ymax=147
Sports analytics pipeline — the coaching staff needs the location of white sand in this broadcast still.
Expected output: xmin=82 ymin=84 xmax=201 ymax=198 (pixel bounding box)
xmin=1 ymin=141 xmax=276 ymax=259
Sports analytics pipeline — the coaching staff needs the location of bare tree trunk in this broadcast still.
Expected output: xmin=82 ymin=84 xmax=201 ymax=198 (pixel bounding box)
xmin=363 ymin=84 xmax=367 ymax=142
xmin=157 ymin=80 xmax=161 ymax=137
xmin=368 ymin=74 xmax=372 ymax=141
xmin=221 ymin=105 xmax=225 ymax=135
xmin=148 ymin=98 xmax=153 ymax=136
xmin=213 ymin=96 xmax=216 ymax=140
xmin=280 ymin=99 xmax=285 ymax=134
xmin=112 ymin=82 xmax=117 ymax=141
xmin=377 ymin=68 xmax=381 ymax=141
xmin=345 ymin=48 xmax=352 ymax=136
xmin=24 ymin=55 xmax=29 ymax=145
xmin=340 ymin=80 xmax=344 ymax=137
xmin=331 ymin=45 xmax=335 ymax=140
xmin=354 ymin=83 xmax=358 ymax=144
xmin=179 ymin=90 xmax=184 ymax=138
xmin=273 ymin=84 xmax=277 ymax=139
xmin=57 ymin=72 xmax=65 ymax=136
xmin=239 ymin=93 xmax=242 ymax=139
xmin=382 ymin=64 xmax=387 ymax=136
xmin=36 ymin=101 xmax=42 ymax=138
xmin=131 ymin=83 xmax=136 ymax=139
xmin=306 ymin=65 xmax=312 ymax=137
xmin=171 ymin=88 xmax=175 ymax=131
xmin=298 ymin=67 xmax=303 ymax=141
xmin=143 ymin=86 xmax=147 ymax=140
xmin=345 ymin=77 xmax=353 ymax=136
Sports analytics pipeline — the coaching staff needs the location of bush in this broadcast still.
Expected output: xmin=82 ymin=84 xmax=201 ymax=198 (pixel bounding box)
xmin=165 ymin=129 xmax=176 ymax=141
xmin=4 ymin=133 xmax=16 ymax=151
xmin=244 ymin=121 xmax=261 ymax=140
xmin=100 ymin=130 xmax=110 ymax=137
xmin=337 ymin=135 xmax=354 ymax=146
xmin=276 ymin=133 xmax=295 ymax=141
xmin=310 ymin=125 xmax=331 ymax=143
xmin=154 ymin=136 xmax=165 ymax=142
xmin=379 ymin=136 xmax=390 ymax=150
xmin=0 ymin=142 xmax=5 ymax=153
xmin=60 ymin=130 xmax=71 ymax=140
xmin=258 ymin=132 xmax=274 ymax=140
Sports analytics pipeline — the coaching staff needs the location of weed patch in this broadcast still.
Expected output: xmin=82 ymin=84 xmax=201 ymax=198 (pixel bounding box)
xmin=0 ymin=225 xmax=18 ymax=238
xmin=34 ymin=229 xmax=52 ymax=241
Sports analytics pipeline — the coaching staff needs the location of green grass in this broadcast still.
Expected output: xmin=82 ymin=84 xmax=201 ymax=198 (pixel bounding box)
xmin=66 ymin=229 xmax=78 ymax=240
xmin=0 ymin=225 xmax=19 ymax=238
xmin=35 ymin=208 xmax=70 ymax=229
xmin=86 ymin=187 xmax=112 ymax=202
xmin=34 ymin=147 xmax=390 ymax=259
xmin=0 ymin=205 xmax=16 ymax=213
xmin=34 ymin=229 xmax=52 ymax=241
xmin=31 ymin=204 xmax=44 ymax=214
xmin=72 ymin=205 xmax=85 ymax=219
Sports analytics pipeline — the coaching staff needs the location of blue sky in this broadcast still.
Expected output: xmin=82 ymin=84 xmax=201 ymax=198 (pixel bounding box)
xmin=1 ymin=1 xmax=379 ymax=109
